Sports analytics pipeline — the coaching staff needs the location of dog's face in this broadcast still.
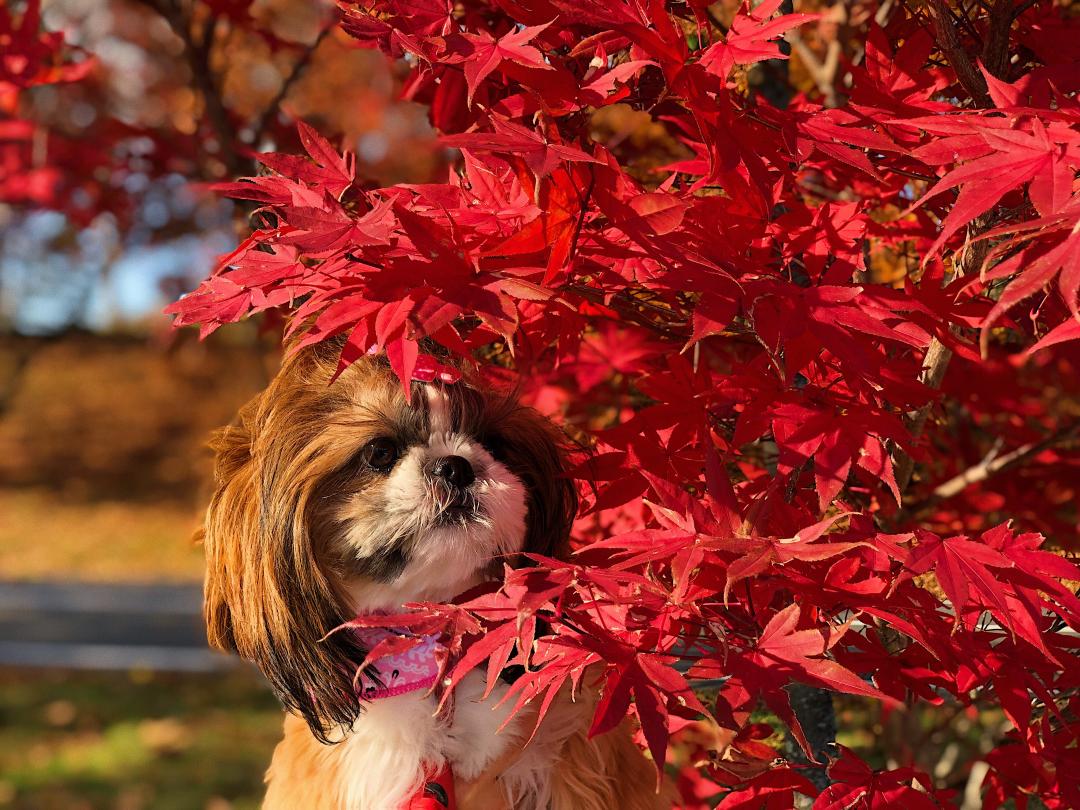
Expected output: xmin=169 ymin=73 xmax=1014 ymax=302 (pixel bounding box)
xmin=317 ymin=381 xmax=532 ymax=611
xmin=202 ymin=342 xmax=576 ymax=741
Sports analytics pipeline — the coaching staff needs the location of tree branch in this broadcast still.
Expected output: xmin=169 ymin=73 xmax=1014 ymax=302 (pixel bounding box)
xmin=895 ymin=336 xmax=954 ymax=493
xmin=131 ymin=0 xmax=240 ymax=174
xmin=250 ymin=25 xmax=333 ymax=145
xmin=706 ymin=7 xmax=729 ymax=35
xmin=894 ymin=0 xmax=1016 ymax=493
xmin=894 ymin=216 xmax=999 ymax=494
xmin=787 ymin=30 xmax=840 ymax=107
xmin=981 ymin=0 xmax=1017 ymax=80
xmin=926 ymin=0 xmax=991 ymax=105
xmin=932 ymin=422 xmax=1080 ymax=499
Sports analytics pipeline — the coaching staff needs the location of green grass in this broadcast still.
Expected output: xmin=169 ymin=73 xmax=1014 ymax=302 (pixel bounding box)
xmin=0 ymin=668 xmax=282 ymax=810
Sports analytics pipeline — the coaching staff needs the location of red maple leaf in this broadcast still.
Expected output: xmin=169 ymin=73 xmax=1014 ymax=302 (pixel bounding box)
xmin=459 ymin=21 xmax=554 ymax=104
xmin=699 ymin=0 xmax=818 ymax=79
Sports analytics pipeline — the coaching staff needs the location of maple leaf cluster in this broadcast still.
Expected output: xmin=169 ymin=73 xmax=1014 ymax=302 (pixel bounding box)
xmin=10 ymin=0 xmax=1080 ymax=805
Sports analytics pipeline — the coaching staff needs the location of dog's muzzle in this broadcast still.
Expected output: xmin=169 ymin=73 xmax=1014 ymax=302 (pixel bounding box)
xmin=430 ymin=455 xmax=481 ymax=523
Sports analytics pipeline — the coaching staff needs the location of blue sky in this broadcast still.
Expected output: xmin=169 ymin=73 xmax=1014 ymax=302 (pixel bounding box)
xmin=1 ymin=196 xmax=234 ymax=335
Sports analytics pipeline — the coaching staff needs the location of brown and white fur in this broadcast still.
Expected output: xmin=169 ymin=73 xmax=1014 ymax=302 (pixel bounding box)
xmin=202 ymin=341 xmax=671 ymax=810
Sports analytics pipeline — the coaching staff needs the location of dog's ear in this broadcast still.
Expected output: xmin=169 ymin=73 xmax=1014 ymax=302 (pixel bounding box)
xmin=203 ymin=394 xmax=367 ymax=744
xmin=202 ymin=413 xmax=252 ymax=658
xmin=494 ymin=403 xmax=579 ymax=560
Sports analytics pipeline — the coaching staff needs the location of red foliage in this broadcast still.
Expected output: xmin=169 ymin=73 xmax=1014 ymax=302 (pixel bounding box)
xmin=0 ymin=0 xmax=96 ymax=210
xmin=12 ymin=0 xmax=1080 ymax=806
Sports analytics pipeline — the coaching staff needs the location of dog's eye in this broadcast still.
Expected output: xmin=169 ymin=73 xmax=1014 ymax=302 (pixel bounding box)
xmin=360 ymin=437 xmax=399 ymax=472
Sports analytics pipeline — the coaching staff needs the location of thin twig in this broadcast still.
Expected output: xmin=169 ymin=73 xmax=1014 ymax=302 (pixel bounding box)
xmin=251 ymin=26 xmax=333 ymax=145
xmin=1011 ymin=0 xmax=1037 ymax=20
xmin=565 ymin=285 xmax=692 ymax=342
xmin=882 ymin=165 xmax=938 ymax=183
xmin=706 ymin=8 xmax=729 ymax=35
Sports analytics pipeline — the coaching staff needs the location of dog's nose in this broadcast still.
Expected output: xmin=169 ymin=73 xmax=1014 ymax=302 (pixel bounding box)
xmin=432 ymin=455 xmax=475 ymax=488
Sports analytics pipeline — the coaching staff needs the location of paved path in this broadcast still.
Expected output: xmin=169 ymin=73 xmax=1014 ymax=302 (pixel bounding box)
xmin=0 ymin=580 xmax=727 ymax=677
xmin=0 ymin=579 xmax=235 ymax=672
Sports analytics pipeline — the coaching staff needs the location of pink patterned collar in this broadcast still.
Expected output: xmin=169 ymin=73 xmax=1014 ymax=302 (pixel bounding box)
xmin=353 ymin=626 xmax=443 ymax=701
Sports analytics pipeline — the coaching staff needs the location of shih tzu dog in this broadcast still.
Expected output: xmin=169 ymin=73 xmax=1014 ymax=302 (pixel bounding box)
xmin=201 ymin=339 xmax=671 ymax=810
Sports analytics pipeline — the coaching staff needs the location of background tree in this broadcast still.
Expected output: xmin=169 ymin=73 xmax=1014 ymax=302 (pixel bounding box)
xmin=7 ymin=0 xmax=1080 ymax=807
xmin=0 ymin=0 xmax=439 ymax=409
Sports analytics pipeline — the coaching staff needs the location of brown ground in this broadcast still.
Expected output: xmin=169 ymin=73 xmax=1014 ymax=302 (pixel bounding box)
xmin=0 ymin=328 xmax=277 ymax=581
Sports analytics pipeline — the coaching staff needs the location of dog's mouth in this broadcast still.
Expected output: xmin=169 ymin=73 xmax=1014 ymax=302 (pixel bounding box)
xmin=434 ymin=492 xmax=483 ymax=526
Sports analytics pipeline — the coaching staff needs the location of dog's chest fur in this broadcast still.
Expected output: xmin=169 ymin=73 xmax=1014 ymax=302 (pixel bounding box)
xmin=263 ymin=671 xmax=583 ymax=810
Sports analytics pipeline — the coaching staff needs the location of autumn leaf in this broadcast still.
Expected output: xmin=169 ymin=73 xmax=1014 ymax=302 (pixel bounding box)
xmin=460 ymin=21 xmax=555 ymax=104
xmin=699 ymin=0 xmax=818 ymax=79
